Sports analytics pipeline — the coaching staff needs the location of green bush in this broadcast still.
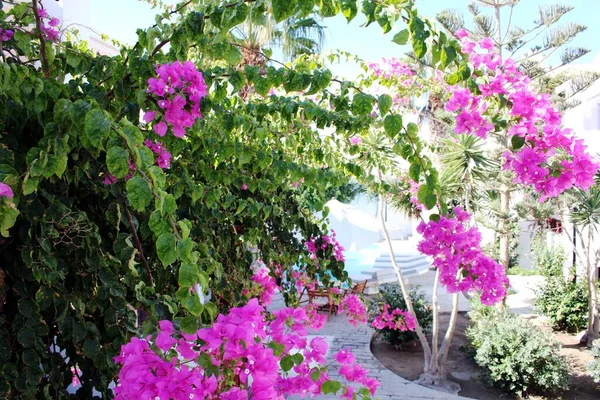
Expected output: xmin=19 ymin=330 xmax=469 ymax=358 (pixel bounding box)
xmin=534 ymin=273 xmax=588 ymax=332
xmin=531 ymin=236 xmax=566 ymax=277
xmin=467 ymin=311 xmax=569 ymax=397
xmin=589 ymin=339 xmax=600 ymax=383
xmin=368 ymin=284 xmax=432 ymax=348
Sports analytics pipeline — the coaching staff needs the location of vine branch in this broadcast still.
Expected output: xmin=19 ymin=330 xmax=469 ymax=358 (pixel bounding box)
xmin=122 ymin=200 xmax=155 ymax=287
xmin=31 ymin=0 xmax=50 ymax=77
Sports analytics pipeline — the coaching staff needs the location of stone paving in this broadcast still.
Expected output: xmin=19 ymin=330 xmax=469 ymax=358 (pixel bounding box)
xmin=271 ymin=293 xmax=469 ymax=400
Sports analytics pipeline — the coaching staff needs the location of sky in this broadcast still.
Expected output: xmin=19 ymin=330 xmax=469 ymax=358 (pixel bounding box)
xmin=89 ymin=0 xmax=600 ymax=78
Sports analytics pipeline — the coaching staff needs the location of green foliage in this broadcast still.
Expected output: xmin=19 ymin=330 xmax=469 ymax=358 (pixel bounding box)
xmin=368 ymin=284 xmax=432 ymax=348
xmin=466 ymin=308 xmax=569 ymax=397
xmin=0 ymin=0 xmax=470 ymax=397
xmin=590 ymin=339 xmax=600 ymax=383
xmin=534 ymin=273 xmax=588 ymax=333
xmin=532 ymin=236 xmax=567 ymax=278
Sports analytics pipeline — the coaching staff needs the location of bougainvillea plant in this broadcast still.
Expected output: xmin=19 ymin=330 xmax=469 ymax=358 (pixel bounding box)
xmin=0 ymin=0 xmax=597 ymax=398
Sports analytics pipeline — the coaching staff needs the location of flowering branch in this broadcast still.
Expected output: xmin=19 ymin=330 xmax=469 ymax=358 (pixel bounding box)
xmin=31 ymin=0 xmax=49 ymax=77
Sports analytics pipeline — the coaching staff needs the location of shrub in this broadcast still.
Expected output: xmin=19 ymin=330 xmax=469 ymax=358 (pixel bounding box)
xmin=368 ymin=284 xmax=432 ymax=348
xmin=531 ymin=236 xmax=566 ymax=277
xmin=467 ymin=311 xmax=569 ymax=397
xmin=590 ymin=339 xmax=600 ymax=383
xmin=534 ymin=273 xmax=588 ymax=332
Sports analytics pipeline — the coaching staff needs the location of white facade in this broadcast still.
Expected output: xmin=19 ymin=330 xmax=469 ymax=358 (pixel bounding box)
xmin=42 ymin=0 xmax=117 ymax=56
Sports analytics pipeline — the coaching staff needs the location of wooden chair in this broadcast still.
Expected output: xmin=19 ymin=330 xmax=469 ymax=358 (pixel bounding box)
xmin=306 ymin=287 xmax=336 ymax=317
xmin=344 ymin=279 xmax=368 ymax=296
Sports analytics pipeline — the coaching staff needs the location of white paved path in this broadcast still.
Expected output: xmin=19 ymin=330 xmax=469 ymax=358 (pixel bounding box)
xmin=271 ymin=293 xmax=469 ymax=400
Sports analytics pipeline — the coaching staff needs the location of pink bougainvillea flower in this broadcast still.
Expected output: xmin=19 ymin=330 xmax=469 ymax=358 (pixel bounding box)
xmin=349 ymin=136 xmax=362 ymax=145
xmin=241 ymin=183 xmax=248 ymax=190
xmin=0 ymin=182 xmax=14 ymax=198
xmin=143 ymin=110 xmax=157 ymax=123
xmin=153 ymin=121 xmax=168 ymax=136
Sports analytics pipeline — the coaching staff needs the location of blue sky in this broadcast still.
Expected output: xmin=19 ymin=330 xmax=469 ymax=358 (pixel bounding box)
xmin=90 ymin=0 xmax=600 ymax=78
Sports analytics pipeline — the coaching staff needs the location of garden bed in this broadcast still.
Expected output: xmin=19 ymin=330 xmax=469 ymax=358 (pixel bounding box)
xmin=370 ymin=311 xmax=600 ymax=399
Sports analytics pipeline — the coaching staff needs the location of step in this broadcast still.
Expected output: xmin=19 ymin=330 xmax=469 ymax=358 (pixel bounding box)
xmin=373 ymin=259 xmax=429 ymax=269
xmin=373 ymin=266 xmax=431 ymax=282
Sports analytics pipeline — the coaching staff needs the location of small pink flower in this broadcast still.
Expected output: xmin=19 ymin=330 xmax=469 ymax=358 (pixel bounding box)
xmin=349 ymin=136 xmax=362 ymax=145
xmin=143 ymin=110 xmax=157 ymax=123
xmin=455 ymin=28 xmax=469 ymax=39
xmin=154 ymin=121 xmax=168 ymax=136
xmin=103 ymin=175 xmax=117 ymax=185
xmin=0 ymin=182 xmax=14 ymax=198
xmin=241 ymin=183 xmax=248 ymax=190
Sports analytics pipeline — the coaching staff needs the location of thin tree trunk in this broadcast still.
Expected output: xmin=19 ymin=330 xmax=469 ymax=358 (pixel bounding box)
xmin=499 ymin=185 xmax=510 ymax=269
xmin=378 ymin=194 xmax=433 ymax=370
xmin=430 ymin=268 xmax=441 ymax=371
xmin=586 ymin=228 xmax=600 ymax=342
xmin=438 ymin=291 xmax=460 ymax=378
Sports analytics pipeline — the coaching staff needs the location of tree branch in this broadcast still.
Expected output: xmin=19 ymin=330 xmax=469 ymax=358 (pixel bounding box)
xmin=31 ymin=0 xmax=50 ymax=77
xmin=122 ymin=201 xmax=155 ymax=287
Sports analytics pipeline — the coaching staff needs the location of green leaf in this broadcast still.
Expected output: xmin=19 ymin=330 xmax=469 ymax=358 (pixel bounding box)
xmin=17 ymin=299 xmax=39 ymax=319
xmin=177 ymin=238 xmax=194 ymax=262
xmin=280 ymin=355 xmax=294 ymax=372
xmin=409 ymin=15 xmax=429 ymax=59
xmin=378 ymin=94 xmax=392 ymax=116
xmin=429 ymin=213 xmax=440 ymax=222
xmin=351 ymin=93 xmax=375 ymax=116
xmin=320 ymin=0 xmax=340 ymax=17
xmin=511 ymin=135 xmax=526 ymax=150
xmin=134 ymin=146 xmax=155 ymax=169
xmin=156 ymin=233 xmax=177 ymax=267
xmin=273 ymin=0 xmax=298 ymax=22
xmin=17 ymin=328 xmax=36 ymax=348
xmin=106 ymin=146 xmax=130 ymax=179
xmin=311 ymin=368 xmax=322 ymax=382
xmin=126 ymin=176 xmax=152 ymax=211
xmin=119 ymin=120 xmax=144 ymax=148
xmin=392 ymin=29 xmax=409 ymax=45
xmin=408 ymin=163 xmax=420 ymax=182
xmin=341 ymin=0 xmax=357 ymax=22
xmin=383 ymin=114 xmax=403 ymax=137
xmin=179 ymin=262 xmax=200 ymax=287
xmin=0 ymin=206 xmax=19 ymax=238
xmin=180 ymin=315 xmax=199 ymax=334
xmin=321 ymin=380 xmax=342 ymax=394
xmin=440 ymin=46 xmax=456 ymax=68
xmin=149 ymin=209 xmax=171 ymax=237
xmin=182 ymin=293 xmax=203 ymax=316
xmin=84 ymin=109 xmax=112 ymax=149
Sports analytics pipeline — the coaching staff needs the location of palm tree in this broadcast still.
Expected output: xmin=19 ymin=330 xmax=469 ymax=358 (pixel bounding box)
xmin=232 ymin=10 xmax=326 ymax=68
xmin=438 ymin=134 xmax=497 ymax=214
xmin=570 ymin=185 xmax=600 ymax=343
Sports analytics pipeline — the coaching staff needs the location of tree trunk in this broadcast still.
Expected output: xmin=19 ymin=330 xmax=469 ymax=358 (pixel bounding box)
xmin=586 ymin=228 xmax=600 ymax=343
xmin=499 ymin=185 xmax=510 ymax=269
xmin=378 ymin=194 xmax=433 ymax=370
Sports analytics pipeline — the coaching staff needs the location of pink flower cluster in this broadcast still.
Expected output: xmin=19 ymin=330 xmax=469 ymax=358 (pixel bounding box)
xmin=250 ymin=268 xmax=278 ymax=306
xmin=335 ymin=348 xmax=380 ymax=398
xmin=349 ymin=136 xmax=363 ymax=145
xmin=145 ymin=61 xmax=208 ymax=138
xmin=371 ymin=304 xmax=416 ymax=331
xmin=38 ymin=8 xmax=60 ymax=42
xmin=408 ymin=179 xmax=423 ymax=211
xmin=338 ymin=294 xmax=368 ymax=326
xmin=448 ymin=30 xmax=599 ymax=200
xmin=305 ymin=230 xmax=345 ymax=263
xmin=0 ymin=28 xmax=13 ymax=42
xmin=144 ymin=139 xmax=171 ymax=169
xmin=369 ymin=58 xmax=416 ymax=81
xmin=417 ymin=207 xmax=509 ymax=305
xmin=0 ymin=182 xmax=13 ymax=198
xmin=114 ymin=298 xmax=379 ymax=399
